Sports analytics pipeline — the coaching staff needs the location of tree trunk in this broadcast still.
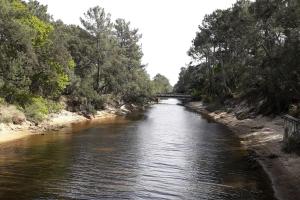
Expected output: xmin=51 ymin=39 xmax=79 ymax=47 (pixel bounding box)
xmin=96 ymin=37 xmax=101 ymax=91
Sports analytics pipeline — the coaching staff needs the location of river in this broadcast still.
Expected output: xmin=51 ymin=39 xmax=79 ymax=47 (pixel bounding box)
xmin=0 ymin=99 xmax=275 ymax=199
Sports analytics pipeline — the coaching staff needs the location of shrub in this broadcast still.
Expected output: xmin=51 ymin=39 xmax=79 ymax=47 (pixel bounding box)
xmin=47 ymin=100 xmax=63 ymax=113
xmin=191 ymin=89 xmax=202 ymax=100
xmin=201 ymin=95 xmax=213 ymax=103
xmin=23 ymin=96 xmax=65 ymax=123
xmin=92 ymin=95 xmax=106 ymax=110
xmin=0 ymin=105 xmax=26 ymax=124
xmin=84 ymin=103 xmax=96 ymax=115
xmin=24 ymin=97 xmax=49 ymax=123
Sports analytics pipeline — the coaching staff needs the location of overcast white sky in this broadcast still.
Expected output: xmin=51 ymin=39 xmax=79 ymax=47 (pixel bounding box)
xmin=36 ymin=0 xmax=237 ymax=85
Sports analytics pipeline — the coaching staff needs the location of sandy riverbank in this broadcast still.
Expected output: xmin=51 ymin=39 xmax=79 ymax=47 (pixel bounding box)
xmin=186 ymin=101 xmax=300 ymax=200
xmin=0 ymin=108 xmax=120 ymax=145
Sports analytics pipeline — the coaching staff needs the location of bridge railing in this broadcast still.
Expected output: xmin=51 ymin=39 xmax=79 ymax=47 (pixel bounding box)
xmin=156 ymin=93 xmax=191 ymax=98
xmin=282 ymin=115 xmax=300 ymax=142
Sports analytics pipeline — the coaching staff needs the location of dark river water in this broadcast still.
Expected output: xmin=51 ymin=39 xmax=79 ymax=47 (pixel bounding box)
xmin=0 ymin=99 xmax=275 ymax=200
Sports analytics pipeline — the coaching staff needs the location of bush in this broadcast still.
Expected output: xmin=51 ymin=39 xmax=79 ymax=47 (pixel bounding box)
xmin=0 ymin=105 xmax=26 ymax=124
xmin=201 ymin=95 xmax=213 ymax=103
xmin=191 ymin=89 xmax=202 ymax=100
xmin=23 ymin=96 xmax=65 ymax=123
xmin=24 ymin=97 xmax=49 ymax=123
xmin=92 ymin=95 xmax=106 ymax=110
xmin=47 ymin=100 xmax=63 ymax=113
xmin=84 ymin=103 xmax=97 ymax=114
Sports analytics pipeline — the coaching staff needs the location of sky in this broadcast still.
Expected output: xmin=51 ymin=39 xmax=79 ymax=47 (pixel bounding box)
xmin=35 ymin=0 xmax=237 ymax=85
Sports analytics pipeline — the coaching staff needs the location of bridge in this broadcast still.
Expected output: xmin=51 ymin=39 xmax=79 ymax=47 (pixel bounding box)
xmin=156 ymin=93 xmax=192 ymax=99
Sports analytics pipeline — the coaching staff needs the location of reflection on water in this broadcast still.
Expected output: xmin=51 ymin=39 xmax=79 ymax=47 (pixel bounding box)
xmin=0 ymin=99 xmax=275 ymax=199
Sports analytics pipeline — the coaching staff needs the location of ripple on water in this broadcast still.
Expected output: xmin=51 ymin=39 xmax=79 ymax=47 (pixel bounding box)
xmin=0 ymin=99 xmax=275 ymax=200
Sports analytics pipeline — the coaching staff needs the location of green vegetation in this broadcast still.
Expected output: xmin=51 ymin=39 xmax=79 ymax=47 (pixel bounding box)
xmin=23 ymin=97 xmax=63 ymax=122
xmin=0 ymin=0 xmax=155 ymax=122
xmin=23 ymin=97 xmax=49 ymax=122
xmin=152 ymin=74 xmax=173 ymax=94
xmin=174 ymin=0 xmax=300 ymax=115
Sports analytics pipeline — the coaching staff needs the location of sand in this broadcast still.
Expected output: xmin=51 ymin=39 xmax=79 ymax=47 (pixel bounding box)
xmin=0 ymin=109 xmax=118 ymax=145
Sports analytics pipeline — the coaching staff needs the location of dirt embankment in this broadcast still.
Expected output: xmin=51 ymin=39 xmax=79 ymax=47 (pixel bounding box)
xmin=186 ymin=101 xmax=300 ymax=200
xmin=0 ymin=104 xmax=140 ymax=145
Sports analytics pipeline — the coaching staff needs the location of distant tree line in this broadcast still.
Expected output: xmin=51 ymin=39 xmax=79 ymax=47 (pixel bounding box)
xmin=174 ymin=0 xmax=300 ymax=115
xmin=0 ymin=0 xmax=171 ymax=122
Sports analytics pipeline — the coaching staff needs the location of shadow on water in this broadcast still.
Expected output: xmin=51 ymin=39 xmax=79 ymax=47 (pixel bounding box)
xmin=0 ymin=98 xmax=276 ymax=200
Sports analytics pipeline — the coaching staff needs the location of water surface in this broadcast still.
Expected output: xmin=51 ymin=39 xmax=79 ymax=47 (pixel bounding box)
xmin=0 ymin=99 xmax=275 ymax=199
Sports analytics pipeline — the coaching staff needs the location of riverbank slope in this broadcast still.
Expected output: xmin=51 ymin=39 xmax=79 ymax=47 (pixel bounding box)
xmin=186 ymin=101 xmax=300 ymax=200
xmin=0 ymin=105 xmax=138 ymax=144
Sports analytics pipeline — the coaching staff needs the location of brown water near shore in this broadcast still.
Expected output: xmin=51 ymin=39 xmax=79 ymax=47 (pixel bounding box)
xmin=0 ymin=99 xmax=275 ymax=199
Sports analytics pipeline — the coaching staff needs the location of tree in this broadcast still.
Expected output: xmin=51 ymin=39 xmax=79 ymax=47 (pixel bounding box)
xmin=80 ymin=6 xmax=112 ymax=91
xmin=0 ymin=0 xmax=154 ymax=119
xmin=177 ymin=0 xmax=300 ymax=114
xmin=27 ymin=0 xmax=51 ymax=22
xmin=152 ymin=74 xmax=173 ymax=94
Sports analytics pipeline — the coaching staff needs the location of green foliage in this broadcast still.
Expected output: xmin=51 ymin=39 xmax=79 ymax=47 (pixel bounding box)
xmin=68 ymin=9 xmax=153 ymax=109
xmin=27 ymin=0 xmax=51 ymax=22
xmin=68 ymin=59 xmax=76 ymax=69
xmin=191 ymin=89 xmax=202 ymax=100
xmin=122 ymin=69 xmax=153 ymax=104
xmin=2 ymin=0 xmax=297 ymax=119
xmin=46 ymin=60 xmax=70 ymax=96
xmin=0 ymin=0 xmax=74 ymax=101
xmin=19 ymin=15 xmax=53 ymax=46
xmin=152 ymin=74 xmax=173 ymax=94
xmin=175 ymin=0 xmax=300 ymax=114
xmin=0 ymin=0 xmax=154 ymax=120
xmin=11 ymin=0 xmax=27 ymax=13
xmin=47 ymin=100 xmax=63 ymax=113
xmin=24 ymin=97 xmax=49 ymax=122
xmin=23 ymin=97 xmax=63 ymax=122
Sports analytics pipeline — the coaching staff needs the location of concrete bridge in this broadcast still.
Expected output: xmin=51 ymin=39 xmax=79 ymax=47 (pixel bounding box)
xmin=156 ymin=93 xmax=192 ymax=99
